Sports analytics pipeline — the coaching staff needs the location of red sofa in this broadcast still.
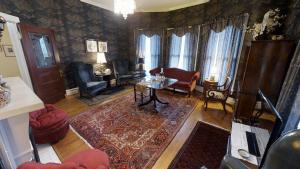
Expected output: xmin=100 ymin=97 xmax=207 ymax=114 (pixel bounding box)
xmin=17 ymin=149 xmax=110 ymax=169
xmin=150 ymin=68 xmax=200 ymax=96
xmin=30 ymin=104 xmax=69 ymax=144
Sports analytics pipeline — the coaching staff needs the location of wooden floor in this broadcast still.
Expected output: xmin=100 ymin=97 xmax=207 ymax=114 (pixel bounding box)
xmin=52 ymin=89 xmax=234 ymax=168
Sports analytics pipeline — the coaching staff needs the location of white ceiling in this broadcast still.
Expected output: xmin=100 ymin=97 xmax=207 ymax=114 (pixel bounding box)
xmin=80 ymin=0 xmax=210 ymax=12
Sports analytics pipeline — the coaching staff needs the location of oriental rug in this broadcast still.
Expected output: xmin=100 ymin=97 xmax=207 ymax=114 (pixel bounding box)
xmin=78 ymin=86 xmax=128 ymax=106
xmin=169 ymin=122 xmax=230 ymax=169
xmin=70 ymin=90 xmax=199 ymax=169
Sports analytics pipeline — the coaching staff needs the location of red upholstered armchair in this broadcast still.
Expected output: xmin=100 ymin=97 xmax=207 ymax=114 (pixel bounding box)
xmin=17 ymin=149 xmax=110 ymax=169
xmin=150 ymin=67 xmax=200 ymax=96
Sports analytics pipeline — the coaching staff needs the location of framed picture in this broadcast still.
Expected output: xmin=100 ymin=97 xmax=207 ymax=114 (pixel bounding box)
xmin=2 ymin=45 xmax=15 ymax=57
xmin=98 ymin=41 xmax=108 ymax=53
xmin=86 ymin=39 xmax=98 ymax=52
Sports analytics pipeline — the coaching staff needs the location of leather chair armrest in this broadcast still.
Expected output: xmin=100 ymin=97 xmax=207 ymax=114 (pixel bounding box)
xmin=129 ymin=71 xmax=141 ymax=75
xmin=219 ymin=155 xmax=249 ymax=169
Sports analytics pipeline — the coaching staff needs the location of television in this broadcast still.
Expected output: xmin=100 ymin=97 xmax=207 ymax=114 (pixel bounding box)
xmin=257 ymin=89 xmax=284 ymax=168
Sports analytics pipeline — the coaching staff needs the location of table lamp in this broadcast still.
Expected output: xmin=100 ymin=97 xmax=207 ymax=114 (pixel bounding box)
xmin=138 ymin=57 xmax=144 ymax=71
xmin=96 ymin=52 xmax=107 ymax=74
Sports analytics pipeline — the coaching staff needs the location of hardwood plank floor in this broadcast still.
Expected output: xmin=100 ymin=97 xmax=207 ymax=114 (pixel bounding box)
xmin=52 ymin=90 xmax=234 ymax=168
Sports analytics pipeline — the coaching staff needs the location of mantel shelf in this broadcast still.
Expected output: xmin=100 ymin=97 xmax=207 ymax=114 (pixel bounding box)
xmin=0 ymin=77 xmax=44 ymax=120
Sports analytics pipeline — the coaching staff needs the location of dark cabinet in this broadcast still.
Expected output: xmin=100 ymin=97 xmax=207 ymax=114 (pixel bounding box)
xmin=236 ymin=40 xmax=295 ymax=120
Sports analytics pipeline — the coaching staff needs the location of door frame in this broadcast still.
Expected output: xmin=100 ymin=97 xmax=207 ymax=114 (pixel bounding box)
xmin=0 ymin=12 xmax=33 ymax=89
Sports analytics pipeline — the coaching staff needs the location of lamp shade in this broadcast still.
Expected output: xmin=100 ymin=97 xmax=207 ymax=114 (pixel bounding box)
xmin=138 ymin=57 xmax=144 ymax=64
xmin=97 ymin=53 xmax=107 ymax=64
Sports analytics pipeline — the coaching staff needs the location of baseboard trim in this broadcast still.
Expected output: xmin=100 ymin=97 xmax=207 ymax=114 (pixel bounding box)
xmin=65 ymin=87 xmax=79 ymax=96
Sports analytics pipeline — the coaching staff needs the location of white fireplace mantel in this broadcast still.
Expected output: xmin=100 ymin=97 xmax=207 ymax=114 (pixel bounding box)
xmin=0 ymin=77 xmax=44 ymax=169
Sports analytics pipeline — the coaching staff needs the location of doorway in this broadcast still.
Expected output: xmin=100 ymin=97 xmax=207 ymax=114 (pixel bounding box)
xmin=19 ymin=24 xmax=65 ymax=104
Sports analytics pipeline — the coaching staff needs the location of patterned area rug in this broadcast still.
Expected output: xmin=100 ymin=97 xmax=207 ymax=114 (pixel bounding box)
xmin=78 ymin=87 xmax=128 ymax=106
xmin=70 ymin=90 xmax=199 ymax=169
xmin=169 ymin=122 xmax=230 ymax=169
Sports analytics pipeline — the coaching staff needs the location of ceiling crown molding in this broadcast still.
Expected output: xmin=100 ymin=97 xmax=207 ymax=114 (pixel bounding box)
xmin=137 ymin=0 xmax=210 ymax=12
xmin=80 ymin=0 xmax=210 ymax=13
xmin=80 ymin=0 xmax=112 ymax=11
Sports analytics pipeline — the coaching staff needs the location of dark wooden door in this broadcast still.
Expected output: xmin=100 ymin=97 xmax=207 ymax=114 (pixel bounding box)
xmin=20 ymin=24 xmax=65 ymax=104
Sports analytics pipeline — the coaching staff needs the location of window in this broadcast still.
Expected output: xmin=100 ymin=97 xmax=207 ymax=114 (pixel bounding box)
xmin=202 ymin=26 xmax=242 ymax=85
xmin=168 ymin=33 xmax=193 ymax=71
xmin=137 ymin=34 xmax=161 ymax=75
xmin=144 ymin=36 xmax=151 ymax=73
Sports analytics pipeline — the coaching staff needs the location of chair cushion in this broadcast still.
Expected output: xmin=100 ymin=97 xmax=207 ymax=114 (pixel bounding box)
xmin=87 ymin=81 xmax=105 ymax=88
xmin=171 ymin=81 xmax=191 ymax=89
xmin=119 ymin=74 xmax=133 ymax=79
xmin=65 ymin=149 xmax=109 ymax=169
xmin=86 ymin=81 xmax=107 ymax=91
xmin=136 ymin=83 xmax=149 ymax=93
xmin=207 ymin=91 xmax=225 ymax=100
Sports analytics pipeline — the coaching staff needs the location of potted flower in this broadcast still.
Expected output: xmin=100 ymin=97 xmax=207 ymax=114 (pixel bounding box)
xmin=248 ymin=8 xmax=287 ymax=40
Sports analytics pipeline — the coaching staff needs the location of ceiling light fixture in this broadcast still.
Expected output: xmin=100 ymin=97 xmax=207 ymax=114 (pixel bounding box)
xmin=114 ymin=0 xmax=136 ymax=19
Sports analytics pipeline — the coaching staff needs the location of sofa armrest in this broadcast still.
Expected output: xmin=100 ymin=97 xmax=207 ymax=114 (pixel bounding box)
xmin=190 ymin=72 xmax=200 ymax=83
xmin=149 ymin=67 xmax=161 ymax=76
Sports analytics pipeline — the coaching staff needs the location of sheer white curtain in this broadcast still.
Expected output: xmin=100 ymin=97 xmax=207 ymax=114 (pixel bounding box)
xmin=168 ymin=33 xmax=195 ymax=71
xmin=197 ymin=14 xmax=249 ymax=86
xmin=202 ymin=26 xmax=242 ymax=85
xmin=169 ymin=34 xmax=182 ymax=68
xmin=136 ymin=34 xmax=161 ymax=74
xmin=150 ymin=35 xmax=160 ymax=69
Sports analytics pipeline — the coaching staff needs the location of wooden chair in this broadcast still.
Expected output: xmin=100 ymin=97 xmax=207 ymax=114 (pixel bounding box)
xmin=133 ymin=83 xmax=150 ymax=104
xmin=204 ymin=77 xmax=232 ymax=113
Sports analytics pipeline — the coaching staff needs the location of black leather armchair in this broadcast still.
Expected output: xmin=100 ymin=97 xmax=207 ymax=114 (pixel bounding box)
xmin=72 ymin=62 xmax=107 ymax=98
xmin=112 ymin=59 xmax=142 ymax=85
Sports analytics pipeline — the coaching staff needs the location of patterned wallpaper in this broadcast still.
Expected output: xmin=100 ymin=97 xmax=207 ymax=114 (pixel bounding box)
xmin=126 ymin=0 xmax=294 ymax=83
xmin=0 ymin=0 xmax=129 ymax=88
xmin=286 ymin=0 xmax=300 ymax=40
xmin=0 ymin=0 xmax=298 ymax=89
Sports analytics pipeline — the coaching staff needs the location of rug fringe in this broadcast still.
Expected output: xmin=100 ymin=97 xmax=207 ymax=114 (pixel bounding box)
xmin=70 ymin=126 xmax=94 ymax=149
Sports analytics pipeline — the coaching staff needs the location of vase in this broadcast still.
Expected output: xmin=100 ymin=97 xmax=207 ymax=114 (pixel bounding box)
xmin=0 ymin=86 xmax=10 ymax=108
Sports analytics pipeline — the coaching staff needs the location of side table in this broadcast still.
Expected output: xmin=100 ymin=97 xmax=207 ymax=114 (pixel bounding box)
xmin=95 ymin=74 xmax=116 ymax=89
xmin=203 ymin=79 xmax=218 ymax=96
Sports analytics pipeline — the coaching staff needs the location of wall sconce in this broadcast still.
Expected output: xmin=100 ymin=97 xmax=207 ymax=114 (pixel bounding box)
xmin=0 ymin=16 xmax=6 ymax=41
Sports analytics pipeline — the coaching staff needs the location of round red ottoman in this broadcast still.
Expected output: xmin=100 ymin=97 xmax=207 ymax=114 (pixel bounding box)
xmin=29 ymin=104 xmax=69 ymax=144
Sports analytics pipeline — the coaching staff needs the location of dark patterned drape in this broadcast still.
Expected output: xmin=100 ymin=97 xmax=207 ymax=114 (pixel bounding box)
xmin=134 ymin=28 xmax=164 ymax=67
xmin=0 ymin=0 xmax=128 ymax=89
xmin=165 ymin=26 xmax=200 ymax=70
xmin=197 ymin=13 xmax=249 ymax=85
xmin=276 ymin=41 xmax=300 ymax=133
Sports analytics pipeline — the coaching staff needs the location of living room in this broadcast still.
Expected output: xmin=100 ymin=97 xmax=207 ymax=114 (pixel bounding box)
xmin=0 ymin=0 xmax=300 ymax=169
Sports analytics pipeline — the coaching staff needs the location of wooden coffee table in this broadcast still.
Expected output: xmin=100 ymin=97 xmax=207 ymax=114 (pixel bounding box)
xmin=136 ymin=76 xmax=177 ymax=108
